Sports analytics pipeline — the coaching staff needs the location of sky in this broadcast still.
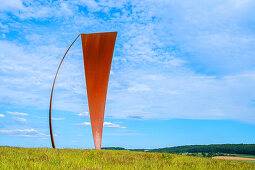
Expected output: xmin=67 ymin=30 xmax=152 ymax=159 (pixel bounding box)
xmin=0 ymin=0 xmax=255 ymax=149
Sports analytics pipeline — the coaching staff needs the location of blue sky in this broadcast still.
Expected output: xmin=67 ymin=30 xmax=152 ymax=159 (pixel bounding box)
xmin=0 ymin=0 xmax=255 ymax=149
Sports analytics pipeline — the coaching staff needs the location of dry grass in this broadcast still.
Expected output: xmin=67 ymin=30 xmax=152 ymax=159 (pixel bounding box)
xmin=0 ymin=147 xmax=255 ymax=169
xmin=213 ymin=156 xmax=255 ymax=161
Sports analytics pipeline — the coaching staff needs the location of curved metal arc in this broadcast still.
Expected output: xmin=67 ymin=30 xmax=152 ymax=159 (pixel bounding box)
xmin=49 ymin=34 xmax=81 ymax=148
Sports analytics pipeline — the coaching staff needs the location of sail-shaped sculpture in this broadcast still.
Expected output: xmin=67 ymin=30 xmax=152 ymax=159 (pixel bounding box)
xmin=49 ymin=32 xmax=117 ymax=149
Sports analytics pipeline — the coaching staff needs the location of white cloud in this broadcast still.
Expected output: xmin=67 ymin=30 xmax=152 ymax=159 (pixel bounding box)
xmin=76 ymin=121 xmax=126 ymax=128
xmin=76 ymin=122 xmax=91 ymax=126
xmin=1 ymin=0 xmax=255 ymax=124
xmin=0 ymin=0 xmax=24 ymax=11
xmin=0 ymin=23 xmax=9 ymax=33
xmin=127 ymin=84 xmax=151 ymax=92
xmin=78 ymin=112 xmax=89 ymax=117
xmin=7 ymin=111 xmax=28 ymax=116
xmin=104 ymin=133 xmax=143 ymax=136
xmin=0 ymin=128 xmax=48 ymax=138
xmin=13 ymin=117 xmax=27 ymax=123
xmin=0 ymin=40 xmax=87 ymax=113
xmin=59 ymin=3 xmax=73 ymax=16
xmin=52 ymin=117 xmax=65 ymax=120
xmin=0 ymin=129 xmax=36 ymax=133
xmin=106 ymin=68 xmax=255 ymax=123
xmin=103 ymin=122 xmax=126 ymax=128
xmin=0 ymin=114 xmax=5 ymax=118
xmin=5 ymin=1 xmax=75 ymax=19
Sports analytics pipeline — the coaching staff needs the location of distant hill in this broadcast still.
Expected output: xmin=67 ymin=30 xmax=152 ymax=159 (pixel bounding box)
xmin=103 ymin=144 xmax=255 ymax=155
xmin=101 ymin=147 xmax=126 ymax=150
xmin=150 ymin=144 xmax=255 ymax=155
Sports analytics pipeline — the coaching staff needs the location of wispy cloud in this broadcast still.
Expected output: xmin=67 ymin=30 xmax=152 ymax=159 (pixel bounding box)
xmin=76 ymin=122 xmax=91 ymax=126
xmin=0 ymin=128 xmax=48 ymax=138
xmin=7 ymin=111 xmax=28 ymax=116
xmin=2 ymin=1 xmax=74 ymax=19
xmin=52 ymin=117 xmax=65 ymax=120
xmin=77 ymin=112 xmax=89 ymax=117
xmin=0 ymin=0 xmax=24 ymax=11
xmin=0 ymin=114 xmax=5 ymax=118
xmin=71 ymin=140 xmax=79 ymax=143
xmin=127 ymin=115 xmax=143 ymax=119
xmin=127 ymin=84 xmax=151 ymax=92
xmin=0 ymin=23 xmax=9 ymax=33
xmin=76 ymin=122 xmax=126 ymax=128
xmin=12 ymin=117 xmax=27 ymax=123
xmin=0 ymin=0 xmax=255 ymax=124
xmin=104 ymin=133 xmax=144 ymax=136
xmin=0 ymin=129 xmax=36 ymax=133
xmin=103 ymin=122 xmax=127 ymax=128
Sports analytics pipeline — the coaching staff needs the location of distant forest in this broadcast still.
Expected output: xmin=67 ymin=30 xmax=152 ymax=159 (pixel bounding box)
xmin=102 ymin=144 xmax=255 ymax=155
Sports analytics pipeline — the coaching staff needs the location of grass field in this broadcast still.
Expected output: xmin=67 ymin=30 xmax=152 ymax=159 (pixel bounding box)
xmin=234 ymin=154 xmax=255 ymax=159
xmin=1 ymin=147 xmax=255 ymax=169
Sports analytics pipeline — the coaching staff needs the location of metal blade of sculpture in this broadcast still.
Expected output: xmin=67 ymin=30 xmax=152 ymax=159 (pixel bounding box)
xmin=49 ymin=32 xmax=117 ymax=149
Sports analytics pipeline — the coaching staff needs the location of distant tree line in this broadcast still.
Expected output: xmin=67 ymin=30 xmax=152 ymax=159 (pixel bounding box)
xmin=149 ymin=144 xmax=255 ymax=155
xmin=102 ymin=144 xmax=255 ymax=155
xmin=102 ymin=147 xmax=126 ymax=150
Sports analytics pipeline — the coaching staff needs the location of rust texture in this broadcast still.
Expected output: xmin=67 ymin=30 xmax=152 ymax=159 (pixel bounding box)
xmin=81 ymin=32 xmax=117 ymax=150
xmin=49 ymin=32 xmax=117 ymax=149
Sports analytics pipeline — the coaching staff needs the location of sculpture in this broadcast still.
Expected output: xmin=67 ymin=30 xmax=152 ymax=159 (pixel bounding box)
xmin=49 ymin=32 xmax=117 ymax=149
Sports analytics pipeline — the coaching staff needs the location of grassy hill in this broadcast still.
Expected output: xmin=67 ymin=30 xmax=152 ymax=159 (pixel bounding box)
xmin=1 ymin=147 xmax=255 ymax=169
xmin=150 ymin=144 xmax=255 ymax=155
xmin=103 ymin=144 xmax=255 ymax=156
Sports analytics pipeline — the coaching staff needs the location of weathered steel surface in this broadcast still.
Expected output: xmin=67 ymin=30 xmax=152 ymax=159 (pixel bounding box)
xmin=81 ymin=32 xmax=117 ymax=150
xmin=49 ymin=32 xmax=117 ymax=149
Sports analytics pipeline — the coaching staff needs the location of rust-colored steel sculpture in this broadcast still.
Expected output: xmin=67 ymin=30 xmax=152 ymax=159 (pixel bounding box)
xmin=81 ymin=32 xmax=117 ymax=149
xmin=49 ymin=32 xmax=117 ymax=149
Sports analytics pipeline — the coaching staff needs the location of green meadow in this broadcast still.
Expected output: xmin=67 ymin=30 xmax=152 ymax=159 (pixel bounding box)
xmin=234 ymin=154 xmax=255 ymax=159
xmin=1 ymin=147 xmax=255 ymax=169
